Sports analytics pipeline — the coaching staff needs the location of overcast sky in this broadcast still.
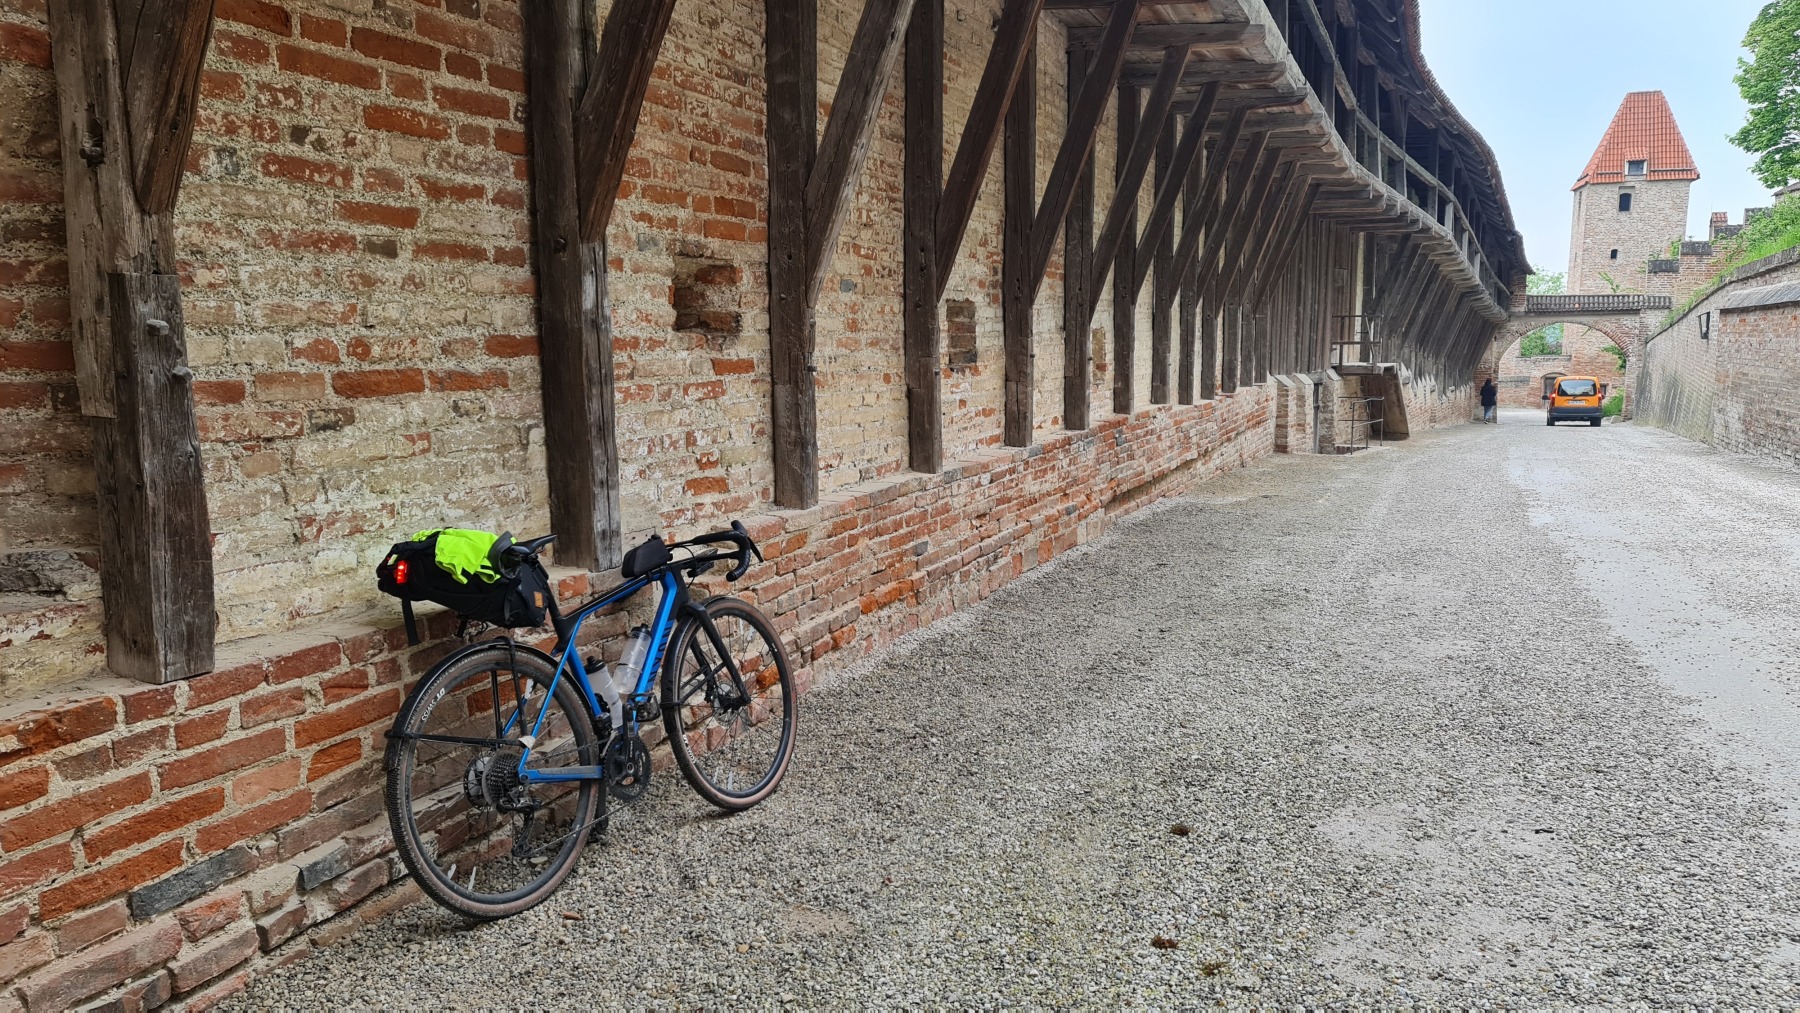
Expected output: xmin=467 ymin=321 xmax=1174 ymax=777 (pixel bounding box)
xmin=1417 ymin=0 xmax=1774 ymax=275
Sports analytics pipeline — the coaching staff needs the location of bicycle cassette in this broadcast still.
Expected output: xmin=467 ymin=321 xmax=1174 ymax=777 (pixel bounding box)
xmin=605 ymin=733 xmax=651 ymax=802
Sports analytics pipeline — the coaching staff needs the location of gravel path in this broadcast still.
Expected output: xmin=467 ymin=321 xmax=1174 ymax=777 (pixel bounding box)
xmin=228 ymin=413 xmax=1800 ymax=1008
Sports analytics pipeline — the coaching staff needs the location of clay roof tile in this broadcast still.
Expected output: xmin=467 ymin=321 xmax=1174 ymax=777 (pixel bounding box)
xmin=1574 ymin=91 xmax=1700 ymax=190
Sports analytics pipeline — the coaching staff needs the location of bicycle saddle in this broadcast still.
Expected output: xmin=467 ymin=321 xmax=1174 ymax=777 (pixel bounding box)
xmin=503 ymin=534 xmax=558 ymax=558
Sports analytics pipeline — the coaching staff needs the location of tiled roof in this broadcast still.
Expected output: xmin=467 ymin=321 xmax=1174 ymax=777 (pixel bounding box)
xmin=1573 ymin=91 xmax=1700 ymax=190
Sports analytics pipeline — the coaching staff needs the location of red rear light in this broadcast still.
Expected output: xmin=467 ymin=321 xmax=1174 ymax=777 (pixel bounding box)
xmin=394 ymin=560 xmax=409 ymax=585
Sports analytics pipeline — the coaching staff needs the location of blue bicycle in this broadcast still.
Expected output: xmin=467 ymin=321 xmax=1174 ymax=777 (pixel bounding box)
xmin=382 ymin=521 xmax=797 ymax=919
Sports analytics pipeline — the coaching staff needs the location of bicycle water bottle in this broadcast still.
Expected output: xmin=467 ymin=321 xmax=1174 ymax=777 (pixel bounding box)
xmin=613 ymin=625 xmax=651 ymax=695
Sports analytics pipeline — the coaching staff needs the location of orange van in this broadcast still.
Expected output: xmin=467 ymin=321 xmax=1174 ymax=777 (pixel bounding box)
xmin=1545 ymin=375 xmax=1606 ymax=427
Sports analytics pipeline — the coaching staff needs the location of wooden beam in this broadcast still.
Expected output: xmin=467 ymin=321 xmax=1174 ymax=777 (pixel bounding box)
xmin=1219 ymin=163 xmax=1298 ymax=305
xmin=933 ymin=0 xmax=1046 ymax=293
xmin=1063 ymin=46 xmax=1096 ymax=431
xmin=573 ymin=0 xmax=682 ymax=239
xmin=1002 ymin=37 xmax=1036 ymax=447
xmin=1149 ymin=121 xmax=1175 ymax=403
xmin=1024 ymin=0 xmax=1146 ymax=293
xmin=48 ymin=0 xmax=215 ymax=680
xmin=115 ymin=0 xmax=217 ymax=213
xmin=1067 ymin=22 xmax=1260 ymax=48
xmin=1246 ymin=181 xmax=1322 ymax=307
xmin=765 ymin=0 xmax=819 ymax=507
xmin=1116 ymin=61 xmax=1284 ymax=88
xmin=1088 ymin=71 xmax=1202 ymax=311
xmin=1165 ymin=117 xmax=1258 ymax=293
xmin=524 ymin=0 xmax=624 ymax=569
xmin=803 ymin=0 xmax=918 ymax=304
xmin=1177 ymin=147 xmax=1202 ymax=403
xmin=1111 ymin=85 xmax=1138 ymax=415
xmin=1131 ymin=82 xmax=1222 ymax=295
xmin=1213 ymin=145 xmax=1281 ymax=390
xmin=903 ymin=0 xmax=944 ymax=472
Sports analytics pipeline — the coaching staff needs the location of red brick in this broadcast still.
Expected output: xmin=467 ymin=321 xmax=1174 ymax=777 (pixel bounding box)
xmin=432 ymin=84 xmax=511 ymax=120
xmin=418 ymin=178 xmax=484 ymax=202
xmin=0 ymin=340 xmax=75 ymax=372
xmin=336 ymin=200 xmax=421 ymax=229
xmin=192 ymin=379 xmax=247 ymax=405
xmin=445 ymin=51 xmax=481 ymax=80
xmin=276 ymin=43 xmax=381 ymax=89
xmin=215 ymin=0 xmax=291 ymax=35
xmin=111 ymin=727 xmax=171 ymax=768
xmin=292 ymin=338 xmax=342 ymax=364
xmin=305 ymin=739 xmax=362 ymax=782
xmin=0 ymin=382 xmax=46 ymax=409
xmin=297 ymin=14 xmax=346 ymax=46
xmin=712 ymin=357 xmax=756 ymax=375
xmin=319 ymin=669 xmax=369 ymax=705
xmin=212 ymin=29 xmax=272 ymax=67
xmin=0 ymin=905 xmax=24 ymax=945
xmin=293 ymin=689 xmax=400 ymax=748
xmin=487 ymin=63 xmax=525 ymax=93
xmin=0 ymin=773 xmax=151 ymax=852
xmin=389 ymin=71 xmax=428 ymax=101
xmin=17 ymin=919 xmax=182 ymax=1011
xmin=240 ymin=688 xmax=306 ymax=729
xmin=685 ymin=476 xmax=730 ymax=496
xmin=158 ymin=729 xmax=285 ymax=791
xmin=186 ymin=662 xmax=267 ymax=710
xmin=0 ymin=698 xmax=117 ymax=769
xmin=0 ymin=767 xmax=48 ymax=813
xmin=412 ymin=240 xmax=487 ymax=263
xmin=168 ymin=924 xmax=258 ymax=994
xmin=0 ymin=934 xmax=53 ymax=985
xmin=195 ymin=791 xmax=312 ymax=854
xmin=250 ymin=370 xmax=327 ymax=402
xmin=711 ymin=150 xmax=755 ymax=176
xmin=53 ymin=745 xmax=114 ymax=782
xmin=201 ymin=69 xmax=247 ymax=101
xmin=176 ymin=891 xmax=244 ymax=942
xmin=428 ymin=368 xmax=508 ymax=392
xmin=273 ymin=651 xmax=352 ymax=694
xmin=258 ymin=153 xmax=353 ymax=189
xmin=350 ymin=26 xmax=441 ymax=71
xmin=83 ymin=789 xmax=226 ymax=863
xmin=174 ymin=710 xmax=229 ymax=750
xmin=53 ymin=899 xmax=127 ymax=952
xmin=364 ymin=104 xmax=450 ymax=140
xmin=0 ymin=23 xmax=51 ymax=69
xmin=231 ymin=758 xmax=301 ymax=806
xmin=0 ymin=844 xmax=72 ymax=901
xmin=38 ymin=839 xmax=183 ymax=920
xmin=414 ymin=9 xmax=496 ymax=55
xmin=493 ymin=126 xmax=527 ymax=155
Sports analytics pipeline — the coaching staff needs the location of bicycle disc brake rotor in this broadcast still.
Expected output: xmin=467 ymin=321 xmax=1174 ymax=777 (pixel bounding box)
xmin=463 ymin=747 xmax=530 ymax=812
xmin=605 ymin=734 xmax=651 ymax=802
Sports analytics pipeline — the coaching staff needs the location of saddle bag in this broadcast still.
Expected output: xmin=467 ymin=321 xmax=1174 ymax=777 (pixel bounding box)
xmin=375 ymin=529 xmax=551 ymax=644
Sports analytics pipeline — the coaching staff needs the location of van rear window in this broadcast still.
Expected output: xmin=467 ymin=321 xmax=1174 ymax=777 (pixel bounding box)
xmin=1557 ymin=379 xmax=1598 ymax=397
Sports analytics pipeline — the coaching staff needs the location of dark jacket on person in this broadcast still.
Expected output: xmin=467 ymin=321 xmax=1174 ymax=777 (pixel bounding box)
xmin=1479 ymin=381 xmax=1497 ymax=407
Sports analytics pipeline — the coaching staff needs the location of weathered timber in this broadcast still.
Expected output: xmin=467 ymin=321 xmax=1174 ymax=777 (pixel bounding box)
xmin=115 ymin=0 xmax=217 ymax=213
xmin=1163 ymin=110 xmax=1251 ymax=291
xmin=1117 ymin=61 xmax=1285 ymax=88
xmin=1111 ymin=85 xmax=1139 ymax=415
xmin=1024 ymin=0 xmax=1147 ymax=292
xmin=49 ymin=0 xmax=216 ymax=680
xmin=1149 ymin=123 xmax=1175 ymax=403
xmin=1220 ymin=152 xmax=1286 ymax=386
xmin=573 ymin=0 xmax=682 ymax=238
xmin=1088 ymin=72 xmax=1203 ymax=308
xmin=90 ymin=273 xmax=214 ymax=680
xmin=1002 ymin=38 xmax=1036 ymax=446
xmin=525 ymin=0 xmax=623 ymax=570
xmin=1132 ymin=82 xmax=1222 ymax=296
xmin=933 ymin=0 xmax=1045 ymax=293
xmin=1177 ymin=147 xmax=1202 ymax=404
xmin=1219 ymin=163 xmax=1298 ymax=305
xmin=1063 ymin=46 xmax=1095 ymax=431
xmin=1199 ymin=279 xmax=1219 ymax=400
xmin=903 ymin=0 xmax=944 ymax=471
xmin=1067 ymin=22 xmax=1260 ymax=48
xmin=765 ymin=0 xmax=819 ymax=506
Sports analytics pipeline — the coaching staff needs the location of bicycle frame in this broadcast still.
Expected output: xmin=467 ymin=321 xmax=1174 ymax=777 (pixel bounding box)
xmin=509 ymin=570 xmax=684 ymax=785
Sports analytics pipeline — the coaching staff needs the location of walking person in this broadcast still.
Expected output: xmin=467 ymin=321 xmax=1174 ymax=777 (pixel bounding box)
xmin=1480 ymin=378 xmax=1498 ymax=424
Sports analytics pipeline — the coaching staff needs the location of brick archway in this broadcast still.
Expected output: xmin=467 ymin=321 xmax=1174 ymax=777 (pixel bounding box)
xmin=1477 ymin=295 xmax=1668 ymax=417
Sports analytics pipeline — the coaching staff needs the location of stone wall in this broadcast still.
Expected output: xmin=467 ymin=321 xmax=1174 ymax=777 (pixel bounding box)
xmin=1638 ymin=246 xmax=1800 ymax=460
xmin=1493 ymin=324 xmax=1626 ymax=410
xmin=1567 ymin=179 xmax=1690 ymax=296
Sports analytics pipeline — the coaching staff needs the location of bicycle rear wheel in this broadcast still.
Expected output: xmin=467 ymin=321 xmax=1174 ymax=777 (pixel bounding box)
xmin=384 ymin=644 xmax=601 ymax=919
xmin=660 ymin=596 xmax=797 ymax=811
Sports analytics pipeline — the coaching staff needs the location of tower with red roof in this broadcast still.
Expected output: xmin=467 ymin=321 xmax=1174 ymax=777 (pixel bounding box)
xmin=1567 ymin=91 xmax=1700 ymax=295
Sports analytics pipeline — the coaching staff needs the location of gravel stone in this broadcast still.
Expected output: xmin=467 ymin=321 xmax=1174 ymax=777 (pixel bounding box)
xmin=224 ymin=412 xmax=1800 ymax=1008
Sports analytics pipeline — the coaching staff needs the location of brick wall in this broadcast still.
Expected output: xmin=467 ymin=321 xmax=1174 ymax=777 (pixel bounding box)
xmin=1493 ymin=324 xmax=1627 ymax=409
xmin=1638 ymin=247 xmax=1800 ymax=453
xmin=0 ymin=385 xmax=1273 ymax=1010
xmin=1568 ymin=179 xmax=1690 ymax=296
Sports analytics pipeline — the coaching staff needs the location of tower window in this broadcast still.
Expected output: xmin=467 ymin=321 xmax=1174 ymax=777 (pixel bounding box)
xmin=1619 ymin=192 xmax=1633 ymax=212
xmin=1610 ymin=249 xmax=1620 ymax=260
xmin=1626 ymin=159 xmax=1647 ymax=176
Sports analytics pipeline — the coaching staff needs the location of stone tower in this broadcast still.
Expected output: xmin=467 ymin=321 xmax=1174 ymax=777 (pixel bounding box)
xmin=1568 ymin=91 xmax=1699 ymax=295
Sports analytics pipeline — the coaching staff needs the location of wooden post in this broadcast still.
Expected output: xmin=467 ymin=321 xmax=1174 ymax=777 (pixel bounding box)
xmin=49 ymin=0 xmax=217 ymax=681
xmin=1177 ymin=142 xmax=1202 ymax=403
xmin=1111 ymin=85 xmax=1139 ymax=415
xmin=766 ymin=0 xmax=917 ymax=506
xmin=904 ymin=0 xmax=944 ymax=471
xmin=1002 ymin=37 xmax=1037 ymax=447
xmin=1149 ymin=124 xmax=1175 ymax=403
xmin=1062 ymin=47 xmax=1095 ymax=431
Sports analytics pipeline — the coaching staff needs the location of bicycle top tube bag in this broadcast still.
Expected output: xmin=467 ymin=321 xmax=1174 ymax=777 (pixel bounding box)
xmin=375 ymin=528 xmax=550 ymax=644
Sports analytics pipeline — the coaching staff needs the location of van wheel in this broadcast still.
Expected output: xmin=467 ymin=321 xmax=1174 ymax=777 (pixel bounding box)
xmin=1590 ymin=419 xmax=1602 ymax=428
xmin=1545 ymin=418 xmax=1554 ymax=427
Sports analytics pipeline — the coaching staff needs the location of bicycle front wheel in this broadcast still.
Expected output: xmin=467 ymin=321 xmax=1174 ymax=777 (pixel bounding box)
xmin=384 ymin=644 xmax=601 ymax=919
xmin=660 ymin=596 xmax=797 ymax=810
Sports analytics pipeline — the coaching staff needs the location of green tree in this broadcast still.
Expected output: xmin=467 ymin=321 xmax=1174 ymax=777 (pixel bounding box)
xmin=1519 ymin=267 xmax=1564 ymax=355
xmin=1732 ymin=0 xmax=1800 ymax=190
